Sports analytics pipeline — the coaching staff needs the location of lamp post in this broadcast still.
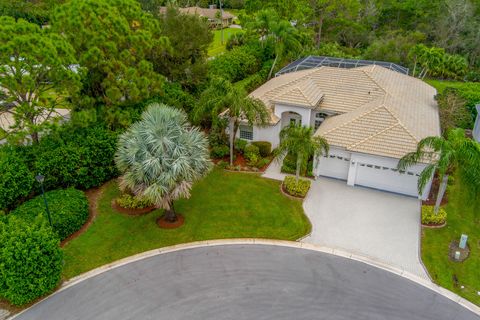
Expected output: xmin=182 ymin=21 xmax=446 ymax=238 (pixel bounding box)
xmin=36 ymin=174 xmax=52 ymax=227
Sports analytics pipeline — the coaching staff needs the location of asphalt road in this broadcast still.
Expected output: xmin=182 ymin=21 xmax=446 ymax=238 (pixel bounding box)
xmin=14 ymin=244 xmax=479 ymax=320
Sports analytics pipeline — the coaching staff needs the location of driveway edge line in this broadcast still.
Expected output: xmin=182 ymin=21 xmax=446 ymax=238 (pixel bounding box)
xmin=9 ymin=239 xmax=480 ymax=319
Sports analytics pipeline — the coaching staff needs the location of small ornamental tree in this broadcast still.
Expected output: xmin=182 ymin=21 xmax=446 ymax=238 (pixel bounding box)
xmin=115 ymin=103 xmax=212 ymax=223
xmin=277 ymin=124 xmax=329 ymax=181
xmin=0 ymin=216 xmax=63 ymax=306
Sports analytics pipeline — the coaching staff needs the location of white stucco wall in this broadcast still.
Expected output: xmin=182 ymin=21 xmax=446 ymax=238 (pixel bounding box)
xmin=314 ymin=147 xmax=433 ymax=200
xmin=274 ymin=104 xmax=312 ymax=127
xmin=252 ymin=123 xmax=281 ymax=148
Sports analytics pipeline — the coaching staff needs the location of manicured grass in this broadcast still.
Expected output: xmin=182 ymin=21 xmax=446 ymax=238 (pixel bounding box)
xmin=426 ymin=79 xmax=480 ymax=94
xmin=208 ymin=27 xmax=244 ymax=57
xmin=422 ymin=179 xmax=480 ymax=305
xmin=62 ymin=169 xmax=311 ymax=278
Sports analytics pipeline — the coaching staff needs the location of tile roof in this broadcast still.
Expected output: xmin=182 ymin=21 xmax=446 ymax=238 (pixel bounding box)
xmin=249 ymin=65 xmax=440 ymax=159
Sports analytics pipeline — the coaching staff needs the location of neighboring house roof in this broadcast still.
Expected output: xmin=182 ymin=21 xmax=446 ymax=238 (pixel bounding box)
xmin=249 ymin=65 xmax=440 ymax=159
xmin=160 ymin=6 xmax=234 ymax=20
xmin=0 ymin=108 xmax=70 ymax=132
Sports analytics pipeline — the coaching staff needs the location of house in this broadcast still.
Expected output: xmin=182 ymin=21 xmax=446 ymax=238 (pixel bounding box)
xmin=159 ymin=6 xmax=234 ymax=28
xmin=240 ymin=61 xmax=440 ymax=199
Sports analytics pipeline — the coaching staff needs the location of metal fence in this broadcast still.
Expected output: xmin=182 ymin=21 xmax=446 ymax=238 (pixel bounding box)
xmin=275 ymin=56 xmax=409 ymax=77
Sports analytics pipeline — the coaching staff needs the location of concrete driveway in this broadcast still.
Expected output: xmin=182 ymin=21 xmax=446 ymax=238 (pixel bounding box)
xmin=303 ymin=177 xmax=428 ymax=279
xmin=12 ymin=244 xmax=478 ymax=320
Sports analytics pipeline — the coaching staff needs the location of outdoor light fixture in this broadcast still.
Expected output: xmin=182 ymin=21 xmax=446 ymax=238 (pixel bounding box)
xmin=36 ymin=174 xmax=52 ymax=227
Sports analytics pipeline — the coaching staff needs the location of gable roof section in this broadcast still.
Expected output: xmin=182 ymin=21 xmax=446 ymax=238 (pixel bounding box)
xmin=272 ymin=79 xmax=324 ymax=108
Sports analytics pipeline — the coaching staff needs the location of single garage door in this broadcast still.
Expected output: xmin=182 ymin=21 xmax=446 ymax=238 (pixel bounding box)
xmin=355 ymin=163 xmax=419 ymax=197
xmin=317 ymin=153 xmax=350 ymax=180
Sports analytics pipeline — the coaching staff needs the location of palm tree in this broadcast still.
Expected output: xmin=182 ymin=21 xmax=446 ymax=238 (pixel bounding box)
xmin=115 ymin=103 xmax=212 ymax=223
xmin=398 ymin=128 xmax=480 ymax=214
xmin=194 ymin=77 xmax=269 ymax=166
xmin=277 ymin=124 xmax=329 ymax=181
xmin=267 ymin=20 xmax=302 ymax=79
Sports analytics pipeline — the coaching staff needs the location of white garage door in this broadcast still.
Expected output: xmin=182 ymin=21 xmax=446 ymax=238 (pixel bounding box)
xmin=355 ymin=163 xmax=419 ymax=197
xmin=317 ymin=153 xmax=350 ymax=180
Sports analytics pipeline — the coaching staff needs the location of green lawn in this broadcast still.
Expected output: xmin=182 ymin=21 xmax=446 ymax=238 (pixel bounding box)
xmin=422 ymin=179 xmax=480 ymax=305
xmin=208 ymin=27 xmax=244 ymax=57
xmin=62 ymin=169 xmax=311 ymax=278
xmin=426 ymin=79 xmax=480 ymax=94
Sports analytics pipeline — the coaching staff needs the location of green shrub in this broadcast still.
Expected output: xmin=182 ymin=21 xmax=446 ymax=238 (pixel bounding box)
xmin=0 ymin=147 xmax=34 ymax=211
xmin=33 ymin=125 xmax=118 ymax=190
xmin=234 ymin=138 xmax=248 ymax=153
xmin=252 ymin=141 xmax=272 ymax=157
xmin=116 ymin=194 xmax=153 ymax=209
xmin=209 ymin=46 xmax=260 ymax=82
xmin=244 ymin=144 xmax=260 ymax=166
xmin=421 ymin=205 xmax=447 ymax=225
xmin=0 ymin=217 xmax=62 ymax=305
xmin=216 ymin=160 xmax=228 ymax=169
xmin=255 ymin=157 xmax=271 ymax=169
xmin=12 ymin=188 xmax=89 ymax=241
xmin=210 ymin=145 xmax=230 ymax=159
xmin=283 ymin=176 xmax=311 ymax=198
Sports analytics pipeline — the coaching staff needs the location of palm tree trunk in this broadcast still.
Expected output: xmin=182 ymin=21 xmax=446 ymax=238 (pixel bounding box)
xmin=434 ymin=174 xmax=448 ymax=215
xmin=229 ymin=117 xmax=235 ymax=166
xmin=165 ymin=200 xmax=177 ymax=222
xmin=295 ymin=153 xmax=302 ymax=182
xmin=268 ymin=54 xmax=279 ymax=80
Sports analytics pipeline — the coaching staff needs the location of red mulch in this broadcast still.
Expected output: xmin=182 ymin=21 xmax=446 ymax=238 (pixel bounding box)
xmin=422 ymin=175 xmax=448 ymax=206
xmin=61 ymin=185 xmax=104 ymax=247
xmin=213 ymin=152 xmax=272 ymax=173
xmin=156 ymin=214 xmax=185 ymax=229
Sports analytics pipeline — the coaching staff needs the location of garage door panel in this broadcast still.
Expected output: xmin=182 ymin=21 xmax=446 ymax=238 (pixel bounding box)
xmin=355 ymin=163 xmax=419 ymax=197
xmin=317 ymin=154 xmax=350 ymax=180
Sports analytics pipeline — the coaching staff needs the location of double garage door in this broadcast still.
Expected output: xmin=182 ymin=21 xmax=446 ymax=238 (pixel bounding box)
xmin=317 ymin=152 xmax=420 ymax=197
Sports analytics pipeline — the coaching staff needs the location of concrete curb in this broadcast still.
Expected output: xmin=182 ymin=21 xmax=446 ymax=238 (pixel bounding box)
xmin=10 ymin=239 xmax=480 ymax=319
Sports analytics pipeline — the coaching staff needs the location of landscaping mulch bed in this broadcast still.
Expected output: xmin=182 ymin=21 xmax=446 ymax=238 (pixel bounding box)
xmin=156 ymin=214 xmax=185 ymax=229
xmin=422 ymin=221 xmax=447 ymax=229
xmin=422 ymin=176 xmax=448 ymax=206
xmin=449 ymin=240 xmax=470 ymax=262
xmin=214 ymin=153 xmax=273 ymax=173
xmin=111 ymin=199 xmax=156 ymax=216
xmin=61 ymin=185 xmax=104 ymax=247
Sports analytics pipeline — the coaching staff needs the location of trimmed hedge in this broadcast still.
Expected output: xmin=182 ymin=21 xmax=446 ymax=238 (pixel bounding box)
xmin=116 ymin=194 xmax=153 ymax=209
xmin=12 ymin=188 xmax=89 ymax=241
xmin=0 ymin=147 xmax=34 ymax=211
xmin=0 ymin=217 xmax=62 ymax=305
xmin=234 ymin=138 xmax=248 ymax=153
xmin=283 ymin=176 xmax=311 ymax=198
xmin=421 ymin=205 xmax=447 ymax=225
xmin=251 ymin=141 xmax=272 ymax=157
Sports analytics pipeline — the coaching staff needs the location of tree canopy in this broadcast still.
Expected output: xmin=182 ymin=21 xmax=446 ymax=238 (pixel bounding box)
xmin=51 ymin=0 xmax=170 ymax=113
xmin=0 ymin=16 xmax=80 ymax=144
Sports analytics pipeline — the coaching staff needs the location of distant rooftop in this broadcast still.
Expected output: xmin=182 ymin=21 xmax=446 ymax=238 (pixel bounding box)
xmin=276 ymin=56 xmax=409 ymax=77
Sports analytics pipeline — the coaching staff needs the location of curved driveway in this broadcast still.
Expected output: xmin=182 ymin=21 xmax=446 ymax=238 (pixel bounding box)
xmin=14 ymin=244 xmax=479 ymax=320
